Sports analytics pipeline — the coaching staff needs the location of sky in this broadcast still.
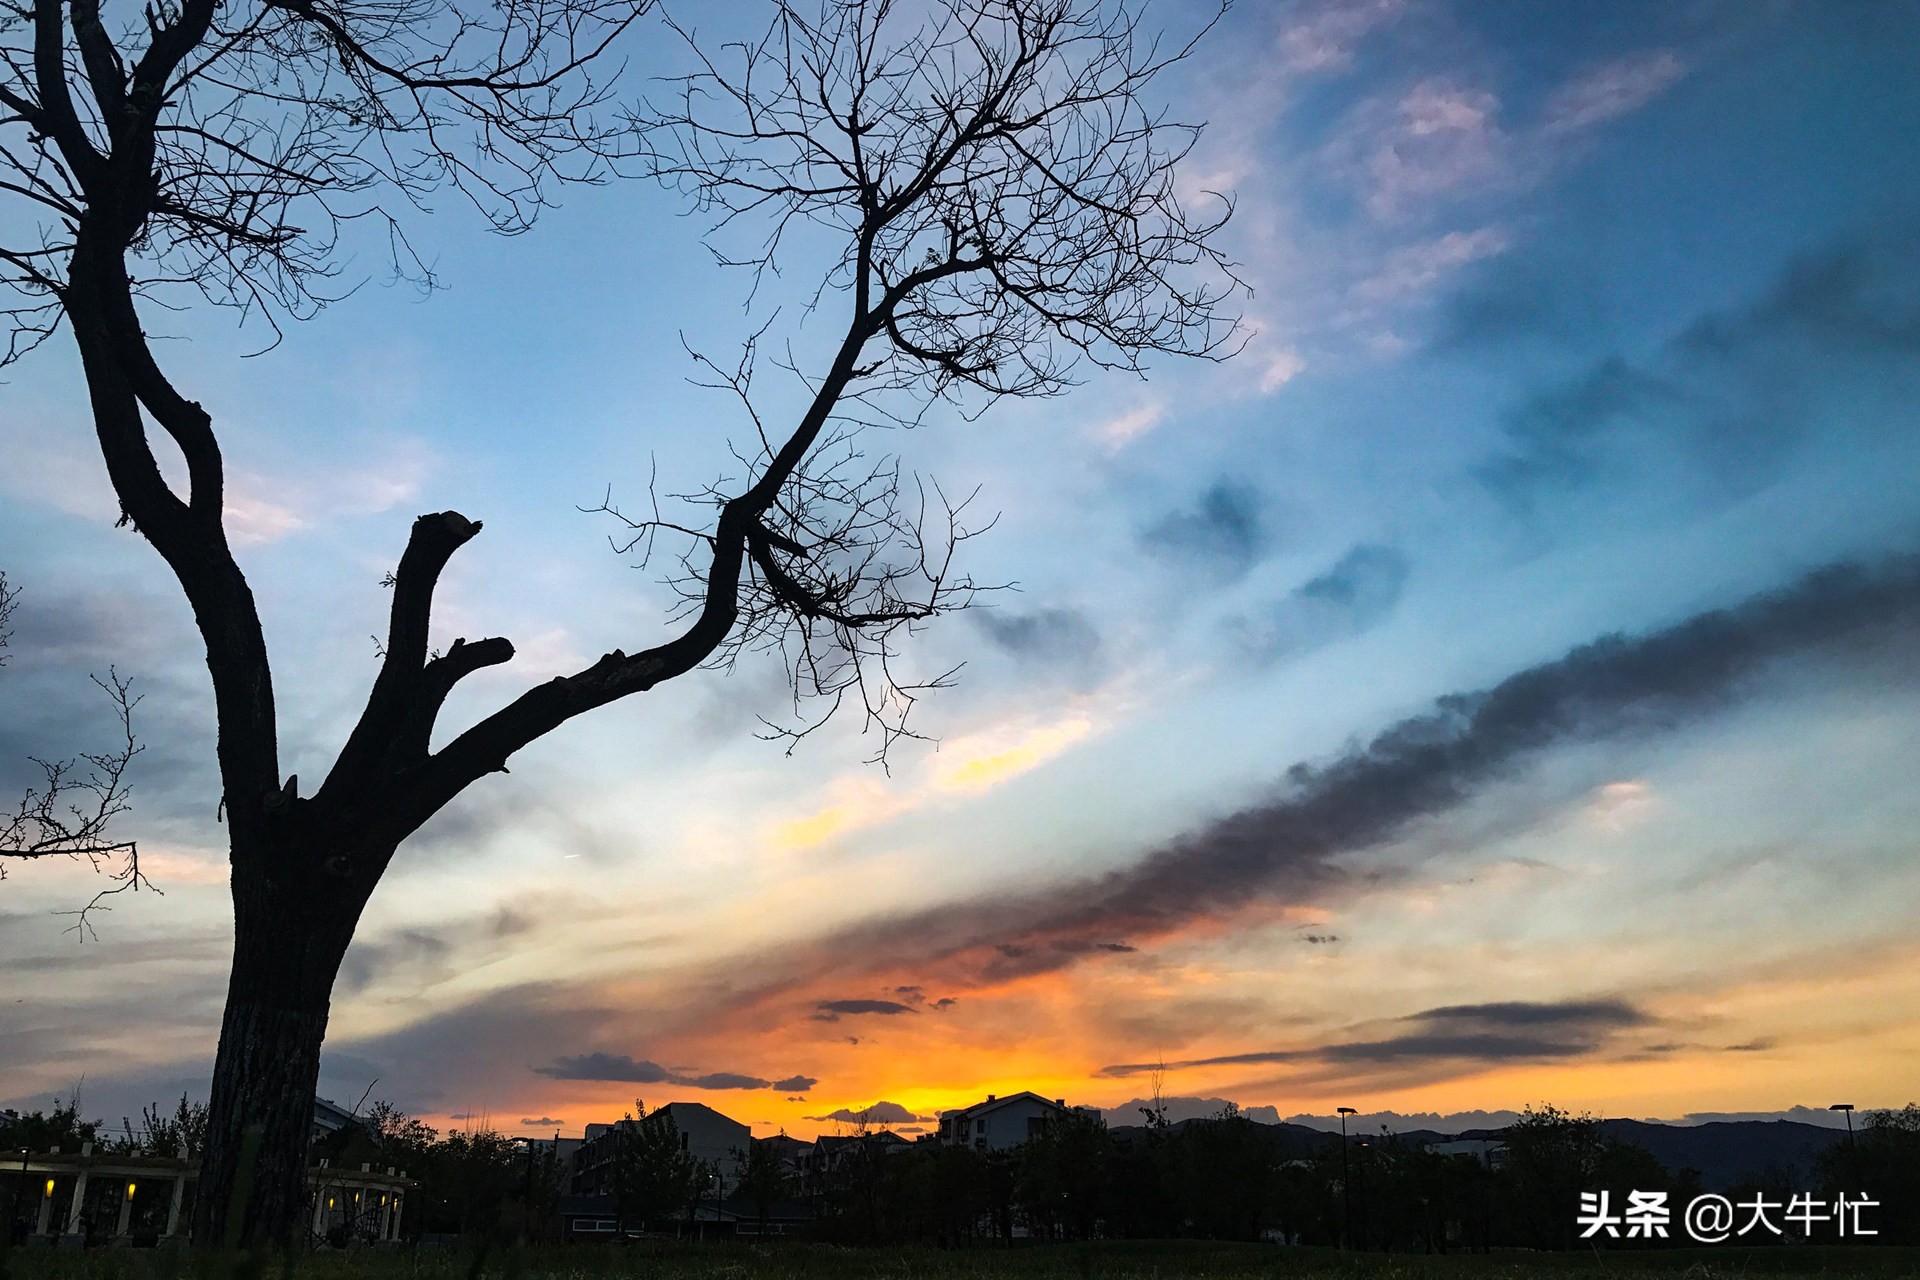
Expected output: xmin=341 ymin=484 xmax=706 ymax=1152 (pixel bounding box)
xmin=4 ymin=0 xmax=1920 ymax=1143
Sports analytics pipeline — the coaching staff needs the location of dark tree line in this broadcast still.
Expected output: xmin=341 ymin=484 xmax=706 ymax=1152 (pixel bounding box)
xmin=792 ymin=1102 xmax=1916 ymax=1251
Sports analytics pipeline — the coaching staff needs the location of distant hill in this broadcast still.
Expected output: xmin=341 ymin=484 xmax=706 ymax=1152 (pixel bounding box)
xmin=1598 ymin=1118 xmax=1840 ymax=1190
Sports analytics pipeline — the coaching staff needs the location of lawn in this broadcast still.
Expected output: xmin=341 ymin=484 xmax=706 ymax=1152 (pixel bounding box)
xmin=5 ymin=1242 xmax=1919 ymax=1280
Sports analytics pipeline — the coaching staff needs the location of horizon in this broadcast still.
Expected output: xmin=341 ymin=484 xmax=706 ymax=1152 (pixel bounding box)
xmin=6 ymin=0 xmax=1920 ymax=1151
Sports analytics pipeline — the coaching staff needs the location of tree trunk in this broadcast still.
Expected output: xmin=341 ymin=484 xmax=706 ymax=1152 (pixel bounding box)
xmin=192 ymin=850 xmax=368 ymax=1248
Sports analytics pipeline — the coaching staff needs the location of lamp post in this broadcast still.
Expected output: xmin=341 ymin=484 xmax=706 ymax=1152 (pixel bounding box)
xmin=1337 ymin=1108 xmax=1357 ymax=1250
xmin=1356 ymin=1139 xmax=1370 ymax=1253
xmin=13 ymin=1146 xmax=27 ymax=1244
xmin=1828 ymin=1104 xmax=1859 ymax=1192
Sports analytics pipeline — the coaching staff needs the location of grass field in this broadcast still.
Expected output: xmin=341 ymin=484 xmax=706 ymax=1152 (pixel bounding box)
xmin=5 ymin=1242 xmax=1919 ymax=1280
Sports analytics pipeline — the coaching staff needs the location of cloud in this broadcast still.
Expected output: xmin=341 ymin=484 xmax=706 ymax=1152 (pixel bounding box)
xmin=519 ymin=1117 xmax=565 ymax=1128
xmin=1232 ymin=543 xmax=1410 ymax=661
xmin=1540 ymin=50 xmax=1687 ymax=138
xmin=1479 ymin=224 xmax=1920 ymax=504
xmin=1356 ymin=227 xmax=1509 ymax=301
xmin=1325 ymin=79 xmax=1505 ymax=223
xmin=803 ymin=1101 xmax=930 ymax=1125
xmin=933 ymin=716 xmax=1094 ymax=793
xmin=1418 ymin=999 xmax=1647 ymax=1029
xmin=532 ymin=1052 xmax=804 ymax=1092
xmin=730 ymin=554 xmax=1920 ymax=997
xmin=1677 ymin=227 xmax=1920 ymax=360
xmin=222 ymin=481 xmax=307 ymax=547
xmin=1102 ymin=997 xmax=1654 ymax=1076
xmin=1141 ymin=481 xmax=1270 ymax=580
xmin=771 ymin=1075 xmax=818 ymax=1092
xmin=1090 ymin=402 xmax=1164 ymax=451
xmin=1278 ymin=0 xmax=1404 ymax=74
xmin=813 ymin=1000 xmax=918 ymax=1021
xmin=534 ymin=1052 xmax=676 ymax=1083
xmin=1429 ymin=254 xmax=1600 ymax=352
xmin=974 ymin=608 xmax=1102 ymax=673
xmin=1258 ymin=347 xmax=1308 ymax=393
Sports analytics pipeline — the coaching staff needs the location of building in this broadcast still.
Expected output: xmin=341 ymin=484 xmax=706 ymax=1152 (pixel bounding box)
xmin=572 ymin=1102 xmax=752 ymax=1199
xmin=936 ymin=1093 xmax=1095 ymax=1152
xmin=652 ymin=1102 xmax=752 ymax=1183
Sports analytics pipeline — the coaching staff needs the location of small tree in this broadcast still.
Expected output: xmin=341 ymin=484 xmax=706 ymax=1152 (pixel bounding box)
xmin=735 ymin=1134 xmax=790 ymax=1238
xmin=1015 ymin=1109 xmax=1111 ymax=1240
xmin=1815 ymin=1104 xmax=1920 ymax=1245
xmin=124 ymin=1095 xmax=209 ymax=1157
xmin=2 ymin=0 xmax=1238 ymax=1244
xmin=609 ymin=1104 xmax=699 ymax=1233
xmin=0 ymin=1094 xmax=99 ymax=1152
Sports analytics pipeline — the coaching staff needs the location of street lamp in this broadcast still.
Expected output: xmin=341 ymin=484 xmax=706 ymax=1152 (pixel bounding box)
xmin=1337 ymin=1108 xmax=1357 ymax=1250
xmin=1828 ymin=1104 xmax=1859 ymax=1191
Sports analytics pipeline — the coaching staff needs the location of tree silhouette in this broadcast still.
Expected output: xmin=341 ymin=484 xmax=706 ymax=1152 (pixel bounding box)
xmin=2 ymin=0 xmax=1238 ymax=1245
xmin=609 ymin=1104 xmax=699 ymax=1233
xmin=0 ymin=572 xmax=146 ymax=932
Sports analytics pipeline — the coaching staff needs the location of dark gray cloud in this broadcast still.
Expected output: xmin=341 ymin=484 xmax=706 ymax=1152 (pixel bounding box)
xmin=753 ymin=553 xmax=1920 ymax=994
xmin=1101 ymin=997 xmax=1654 ymax=1077
xmin=1233 ymin=543 xmax=1411 ymax=661
xmin=771 ymin=1075 xmax=817 ymax=1092
xmin=520 ymin=1117 xmax=565 ymax=1128
xmin=973 ymin=607 xmax=1102 ymax=675
xmin=337 ymin=929 xmax=454 ymax=995
xmin=1140 ymin=481 xmax=1270 ymax=580
xmin=681 ymin=1071 xmax=779 ymax=1091
xmin=1418 ymin=999 xmax=1647 ymax=1028
xmin=1478 ymin=222 xmax=1920 ymax=506
xmin=803 ymin=1100 xmax=929 ymax=1125
xmin=533 ymin=1052 xmax=675 ymax=1083
xmin=1429 ymin=255 xmax=1601 ymax=352
xmin=532 ymin=1051 xmax=806 ymax=1092
xmin=1677 ymin=228 xmax=1920 ymax=359
xmin=814 ymin=999 xmax=918 ymax=1020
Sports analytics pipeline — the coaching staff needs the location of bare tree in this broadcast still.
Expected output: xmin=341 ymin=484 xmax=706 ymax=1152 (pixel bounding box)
xmin=0 ymin=572 xmax=147 ymax=932
xmin=1 ymin=0 xmax=1238 ymax=1247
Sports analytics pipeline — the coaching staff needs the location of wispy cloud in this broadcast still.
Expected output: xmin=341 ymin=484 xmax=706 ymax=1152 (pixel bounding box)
xmin=1101 ymin=997 xmax=1654 ymax=1076
xmin=1090 ymin=402 xmax=1165 ymax=451
xmin=1541 ymin=50 xmax=1687 ymax=137
xmin=1277 ymin=0 xmax=1406 ymax=74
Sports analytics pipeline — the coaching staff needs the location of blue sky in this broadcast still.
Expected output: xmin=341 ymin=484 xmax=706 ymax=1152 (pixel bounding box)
xmin=4 ymin=0 xmax=1920 ymax=1139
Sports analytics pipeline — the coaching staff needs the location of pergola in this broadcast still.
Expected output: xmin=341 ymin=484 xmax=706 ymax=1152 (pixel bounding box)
xmin=7 ymin=1143 xmax=413 ymax=1247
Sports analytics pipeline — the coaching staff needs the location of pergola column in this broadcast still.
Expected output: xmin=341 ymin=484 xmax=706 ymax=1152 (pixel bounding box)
xmin=165 ymin=1174 xmax=186 ymax=1238
xmin=113 ymin=1180 xmax=133 ymax=1238
xmin=63 ymin=1169 xmax=88 ymax=1235
xmin=111 ymin=1182 xmax=132 ymax=1243
xmin=311 ymin=1184 xmax=327 ymax=1236
xmin=35 ymin=1180 xmax=53 ymax=1235
xmin=388 ymin=1194 xmax=403 ymax=1241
